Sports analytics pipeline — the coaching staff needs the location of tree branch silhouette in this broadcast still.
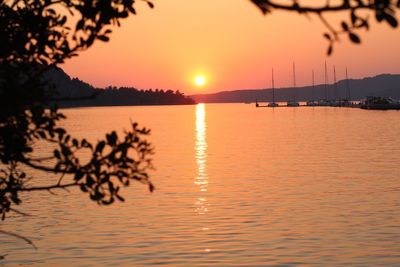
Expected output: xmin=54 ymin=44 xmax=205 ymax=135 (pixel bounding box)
xmin=1 ymin=0 xmax=155 ymax=225
xmin=251 ymin=0 xmax=399 ymax=54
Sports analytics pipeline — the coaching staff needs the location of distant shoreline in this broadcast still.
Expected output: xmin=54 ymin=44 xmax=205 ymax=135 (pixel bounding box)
xmin=47 ymin=67 xmax=400 ymax=107
xmin=190 ymin=74 xmax=400 ymax=104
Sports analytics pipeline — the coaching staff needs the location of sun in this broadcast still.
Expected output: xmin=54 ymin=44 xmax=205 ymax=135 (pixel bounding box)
xmin=194 ymin=75 xmax=206 ymax=87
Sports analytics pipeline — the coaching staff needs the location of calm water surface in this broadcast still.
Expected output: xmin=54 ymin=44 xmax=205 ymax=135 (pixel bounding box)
xmin=1 ymin=104 xmax=400 ymax=266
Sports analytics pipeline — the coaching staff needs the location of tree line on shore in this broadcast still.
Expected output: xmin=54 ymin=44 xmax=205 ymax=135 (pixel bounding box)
xmin=46 ymin=67 xmax=196 ymax=107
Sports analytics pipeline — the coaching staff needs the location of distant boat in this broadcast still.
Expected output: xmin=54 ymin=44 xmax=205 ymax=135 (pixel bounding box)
xmin=286 ymin=62 xmax=300 ymax=107
xmin=306 ymin=101 xmax=318 ymax=106
xmin=268 ymin=68 xmax=279 ymax=107
xmin=360 ymin=96 xmax=400 ymax=110
xmin=287 ymin=100 xmax=300 ymax=107
xmin=268 ymin=102 xmax=279 ymax=107
xmin=340 ymin=99 xmax=353 ymax=107
xmin=317 ymin=99 xmax=330 ymax=106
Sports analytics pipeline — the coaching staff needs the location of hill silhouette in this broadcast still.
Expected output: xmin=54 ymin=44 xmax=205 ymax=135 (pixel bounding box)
xmin=45 ymin=67 xmax=196 ymax=107
xmin=190 ymin=74 xmax=400 ymax=103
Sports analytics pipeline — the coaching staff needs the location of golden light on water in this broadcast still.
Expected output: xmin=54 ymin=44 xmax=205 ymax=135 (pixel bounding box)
xmin=6 ymin=105 xmax=400 ymax=264
xmin=194 ymin=103 xmax=209 ymax=215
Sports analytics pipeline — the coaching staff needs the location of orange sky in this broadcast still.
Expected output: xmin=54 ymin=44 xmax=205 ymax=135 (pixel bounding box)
xmin=62 ymin=0 xmax=400 ymax=94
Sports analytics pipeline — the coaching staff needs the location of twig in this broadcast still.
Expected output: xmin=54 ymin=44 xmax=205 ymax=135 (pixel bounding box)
xmin=318 ymin=13 xmax=339 ymax=40
xmin=20 ymin=159 xmax=74 ymax=174
xmin=19 ymin=182 xmax=77 ymax=192
xmin=47 ymin=189 xmax=57 ymax=195
xmin=0 ymin=230 xmax=37 ymax=250
xmin=57 ymin=172 xmax=66 ymax=186
xmin=9 ymin=208 xmax=31 ymax=217
xmin=254 ymin=0 xmax=373 ymax=13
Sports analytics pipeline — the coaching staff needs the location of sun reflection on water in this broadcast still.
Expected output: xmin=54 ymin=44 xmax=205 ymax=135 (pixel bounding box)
xmin=194 ymin=104 xmax=209 ymax=215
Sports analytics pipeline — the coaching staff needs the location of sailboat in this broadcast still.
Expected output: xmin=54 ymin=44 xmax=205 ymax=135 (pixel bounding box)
xmin=330 ymin=65 xmax=340 ymax=106
xmin=286 ymin=62 xmax=300 ymax=107
xmin=317 ymin=61 xmax=330 ymax=106
xmin=268 ymin=68 xmax=279 ymax=107
xmin=306 ymin=69 xmax=318 ymax=106
xmin=341 ymin=67 xmax=353 ymax=107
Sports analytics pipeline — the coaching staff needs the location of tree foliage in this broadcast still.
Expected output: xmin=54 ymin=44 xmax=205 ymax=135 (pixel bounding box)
xmin=251 ymin=0 xmax=399 ymax=54
xmin=0 ymin=0 xmax=155 ymax=222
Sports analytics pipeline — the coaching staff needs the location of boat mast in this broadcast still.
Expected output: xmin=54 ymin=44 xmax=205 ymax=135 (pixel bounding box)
xmin=272 ymin=68 xmax=275 ymax=103
xmin=312 ymin=69 xmax=315 ymax=101
xmin=346 ymin=67 xmax=351 ymax=100
xmin=293 ymin=61 xmax=296 ymax=102
xmin=333 ymin=65 xmax=337 ymax=101
xmin=324 ymin=61 xmax=328 ymax=100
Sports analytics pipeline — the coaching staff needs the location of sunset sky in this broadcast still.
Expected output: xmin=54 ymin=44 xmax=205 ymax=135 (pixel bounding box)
xmin=62 ymin=0 xmax=400 ymax=94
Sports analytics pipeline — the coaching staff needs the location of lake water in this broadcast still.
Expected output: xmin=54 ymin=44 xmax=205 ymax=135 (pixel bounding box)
xmin=1 ymin=104 xmax=400 ymax=266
